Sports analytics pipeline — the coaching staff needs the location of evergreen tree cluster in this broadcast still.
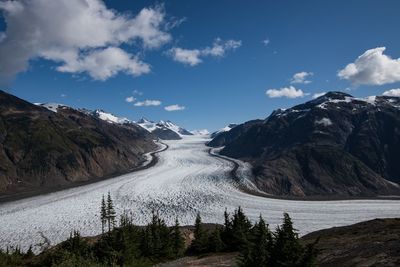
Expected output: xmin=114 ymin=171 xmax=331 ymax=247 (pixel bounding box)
xmin=189 ymin=207 xmax=318 ymax=267
xmin=0 ymin=197 xmax=318 ymax=267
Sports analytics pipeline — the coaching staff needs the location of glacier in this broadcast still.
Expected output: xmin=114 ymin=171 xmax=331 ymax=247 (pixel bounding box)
xmin=0 ymin=136 xmax=399 ymax=252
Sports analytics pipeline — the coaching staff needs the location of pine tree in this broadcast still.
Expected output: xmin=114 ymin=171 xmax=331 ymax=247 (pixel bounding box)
xmin=106 ymin=192 xmax=116 ymax=232
xmin=231 ymin=207 xmax=252 ymax=250
xmin=270 ymin=213 xmax=303 ymax=266
xmin=208 ymin=226 xmax=224 ymax=252
xmin=120 ymin=210 xmax=133 ymax=228
xmin=191 ymin=212 xmax=208 ymax=254
xmin=251 ymin=215 xmax=272 ymax=266
xmin=100 ymin=195 xmax=107 ymax=234
xmin=172 ymin=217 xmax=185 ymax=258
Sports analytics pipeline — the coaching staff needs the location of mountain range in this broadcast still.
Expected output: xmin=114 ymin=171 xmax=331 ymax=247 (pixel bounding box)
xmin=208 ymin=92 xmax=400 ymax=198
xmin=0 ymin=90 xmax=190 ymax=198
xmin=137 ymin=118 xmax=193 ymax=140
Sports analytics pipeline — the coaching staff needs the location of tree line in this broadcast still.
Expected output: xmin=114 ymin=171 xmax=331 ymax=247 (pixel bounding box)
xmin=0 ymin=194 xmax=318 ymax=267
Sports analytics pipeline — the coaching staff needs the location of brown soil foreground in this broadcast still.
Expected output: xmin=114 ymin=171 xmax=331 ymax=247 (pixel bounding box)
xmin=158 ymin=218 xmax=400 ymax=267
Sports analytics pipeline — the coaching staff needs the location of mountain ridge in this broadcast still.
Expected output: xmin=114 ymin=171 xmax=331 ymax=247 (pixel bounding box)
xmin=208 ymin=91 xmax=400 ymax=198
xmin=0 ymin=90 xmax=157 ymax=197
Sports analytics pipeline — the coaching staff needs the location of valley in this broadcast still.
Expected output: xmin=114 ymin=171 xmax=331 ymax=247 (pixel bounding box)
xmin=1 ymin=136 xmax=399 ymax=253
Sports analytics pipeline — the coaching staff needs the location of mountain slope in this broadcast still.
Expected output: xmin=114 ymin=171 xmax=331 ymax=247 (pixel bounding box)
xmin=208 ymin=92 xmax=400 ymax=198
xmin=0 ymin=90 xmax=156 ymax=197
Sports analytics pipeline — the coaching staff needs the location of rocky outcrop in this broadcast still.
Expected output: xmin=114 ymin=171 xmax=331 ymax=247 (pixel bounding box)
xmin=0 ymin=90 xmax=156 ymax=197
xmin=208 ymin=92 xmax=400 ymax=198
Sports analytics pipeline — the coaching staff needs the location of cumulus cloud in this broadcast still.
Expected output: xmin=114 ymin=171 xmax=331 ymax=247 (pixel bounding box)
xmin=164 ymin=104 xmax=185 ymax=111
xmin=312 ymin=92 xmax=326 ymax=99
xmin=168 ymin=48 xmax=202 ymax=66
xmin=168 ymin=38 xmax=242 ymax=66
xmin=125 ymin=96 xmax=136 ymax=103
xmin=338 ymin=47 xmax=400 ymax=85
xmin=266 ymin=86 xmax=305 ymax=98
xmin=262 ymin=39 xmax=270 ymax=46
xmin=134 ymin=100 xmax=161 ymax=106
xmin=56 ymin=47 xmax=150 ymax=80
xmin=0 ymin=0 xmax=172 ymax=82
xmin=382 ymin=88 xmax=400 ymax=97
xmin=201 ymin=38 xmax=242 ymax=57
xmin=291 ymin=71 xmax=313 ymax=84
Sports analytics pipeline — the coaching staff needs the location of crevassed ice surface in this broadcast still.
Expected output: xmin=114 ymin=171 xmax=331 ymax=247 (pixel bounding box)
xmin=1 ymin=136 xmax=400 ymax=252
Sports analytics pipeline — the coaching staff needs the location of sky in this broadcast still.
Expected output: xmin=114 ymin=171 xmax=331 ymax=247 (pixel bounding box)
xmin=0 ymin=0 xmax=400 ymax=132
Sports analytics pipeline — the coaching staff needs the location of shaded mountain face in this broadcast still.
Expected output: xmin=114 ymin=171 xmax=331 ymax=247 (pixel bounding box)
xmin=0 ymin=91 xmax=156 ymax=197
xmin=208 ymin=92 xmax=400 ymax=198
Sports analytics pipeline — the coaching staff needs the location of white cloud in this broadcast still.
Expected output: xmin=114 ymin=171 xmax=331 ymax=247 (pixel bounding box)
xmin=338 ymin=47 xmax=400 ymax=85
xmin=132 ymin=89 xmax=143 ymax=95
xmin=164 ymin=104 xmax=185 ymax=111
xmin=202 ymin=38 xmax=242 ymax=57
xmin=0 ymin=0 xmax=172 ymax=82
xmin=56 ymin=47 xmax=150 ymax=80
xmin=134 ymin=100 xmax=161 ymax=106
xmin=266 ymin=86 xmax=305 ymax=98
xmin=168 ymin=38 xmax=242 ymax=66
xmin=382 ymin=88 xmax=400 ymax=97
xmin=168 ymin=47 xmax=202 ymax=66
xmin=60 ymin=94 xmax=67 ymax=98
xmin=125 ymin=96 xmax=136 ymax=103
xmin=262 ymin=39 xmax=270 ymax=46
xmin=291 ymin=71 xmax=313 ymax=84
xmin=312 ymin=92 xmax=326 ymax=99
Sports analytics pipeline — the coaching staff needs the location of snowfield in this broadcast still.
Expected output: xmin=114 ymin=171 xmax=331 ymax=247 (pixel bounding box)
xmin=1 ymin=136 xmax=400 ymax=252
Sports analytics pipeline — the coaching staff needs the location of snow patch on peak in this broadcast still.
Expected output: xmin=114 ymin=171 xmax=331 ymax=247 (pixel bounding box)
xmin=211 ymin=123 xmax=237 ymax=137
xmin=315 ymin=118 xmax=333 ymax=126
xmin=93 ymin=110 xmax=131 ymax=124
xmin=138 ymin=119 xmax=192 ymax=136
xmin=363 ymin=96 xmax=377 ymax=105
xmin=35 ymin=103 xmax=68 ymax=113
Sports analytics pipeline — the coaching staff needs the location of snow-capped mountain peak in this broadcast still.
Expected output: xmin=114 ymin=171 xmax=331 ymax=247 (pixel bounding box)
xmin=211 ymin=123 xmax=238 ymax=138
xmin=137 ymin=117 xmax=153 ymax=124
xmin=35 ymin=103 xmax=69 ymax=113
xmin=92 ymin=109 xmax=131 ymax=124
xmin=138 ymin=119 xmax=192 ymax=136
xmin=270 ymin=92 xmax=400 ymax=119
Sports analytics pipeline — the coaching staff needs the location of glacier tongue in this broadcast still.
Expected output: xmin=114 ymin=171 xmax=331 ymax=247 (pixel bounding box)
xmin=0 ymin=136 xmax=400 ymax=253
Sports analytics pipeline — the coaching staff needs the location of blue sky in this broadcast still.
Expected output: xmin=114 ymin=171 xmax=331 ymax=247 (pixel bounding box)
xmin=1 ymin=0 xmax=400 ymax=131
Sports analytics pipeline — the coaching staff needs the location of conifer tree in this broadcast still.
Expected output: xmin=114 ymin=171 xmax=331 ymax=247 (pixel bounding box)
xmin=100 ymin=195 xmax=107 ymax=234
xmin=106 ymin=192 xmax=116 ymax=232
xmin=242 ymin=215 xmax=272 ymax=266
xmin=172 ymin=217 xmax=185 ymax=258
xmin=208 ymin=226 xmax=224 ymax=252
xmin=231 ymin=207 xmax=252 ymax=250
xmin=271 ymin=213 xmax=303 ymax=266
xmin=191 ymin=212 xmax=208 ymax=253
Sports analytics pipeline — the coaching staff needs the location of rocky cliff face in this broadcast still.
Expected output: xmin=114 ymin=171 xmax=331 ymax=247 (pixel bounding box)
xmin=208 ymin=92 xmax=400 ymax=198
xmin=0 ymin=91 xmax=157 ymax=197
